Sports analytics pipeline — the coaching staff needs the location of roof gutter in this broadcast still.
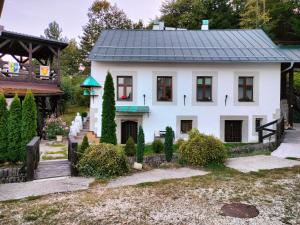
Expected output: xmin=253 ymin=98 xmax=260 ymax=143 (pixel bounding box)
xmin=282 ymin=62 xmax=294 ymax=73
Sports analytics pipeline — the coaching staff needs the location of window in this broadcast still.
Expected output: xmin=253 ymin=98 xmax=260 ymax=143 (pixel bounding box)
xmin=117 ymin=76 xmax=133 ymax=101
xmin=255 ymin=118 xmax=262 ymax=129
xmin=197 ymin=76 xmax=212 ymax=101
xmin=181 ymin=120 xmax=193 ymax=134
xmin=157 ymin=76 xmax=172 ymax=101
xmin=238 ymin=77 xmax=253 ymax=102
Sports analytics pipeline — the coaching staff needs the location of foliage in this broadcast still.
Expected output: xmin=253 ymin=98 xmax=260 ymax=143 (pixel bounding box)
xmin=7 ymin=95 xmax=22 ymax=163
xmin=0 ymin=93 xmax=8 ymax=162
xmin=61 ymin=39 xmax=81 ymax=76
xmin=152 ymin=139 xmax=164 ymax=154
xmin=77 ymin=143 xmax=129 ymax=178
xmin=295 ymin=72 xmax=300 ymax=94
xmin=80 ymin=0 xmax=132 ymax=68
xmin=178 ymin=129 xmax=227 ymax=167
xmin=21 ymin=91 xmax=37 ymax=162
xmin=124 ymin=136 xmax=136 ymax=157
xmin=164 ymin=127 xmax=174 ymax=162
xmin=44 ymin=115 xmax=68 ymax=140
xmin=176 ymin=138 xmax=185 ymax=149
xmin=136 ymin=126 xmax=145 ymax=163
xmin=78 ymin=135 xmax=90 ymax=158
xmin=81 ymin=112 xmax=88 ymax=118
xmin=43 ymin=21 xmax=66 ymax=41
xmin=101 ymin=72 xmax=117 ymax=144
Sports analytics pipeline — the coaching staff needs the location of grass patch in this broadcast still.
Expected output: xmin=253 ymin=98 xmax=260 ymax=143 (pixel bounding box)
xmin=48 ymin=143 xmax=66 ymax=147
xmin=42 ymin=148 xmax=68 ymax=160
xmin=24 ymin=205 xmax=60 ymax=222
xmin=62 ymin=105 xmax=89 ymax=126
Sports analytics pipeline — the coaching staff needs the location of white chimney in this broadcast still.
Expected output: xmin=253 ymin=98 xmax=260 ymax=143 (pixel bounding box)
xmin=201 ymin=19 xmax=209 ymax=30
xmin=153 ymin=21 xmax=165 ymax=30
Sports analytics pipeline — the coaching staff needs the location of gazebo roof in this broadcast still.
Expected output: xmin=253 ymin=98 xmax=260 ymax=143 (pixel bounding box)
xmin=81 ymin=75 xmax=101 ymax=88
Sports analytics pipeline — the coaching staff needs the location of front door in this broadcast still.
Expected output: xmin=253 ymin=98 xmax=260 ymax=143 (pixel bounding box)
xmin=121 ymin=121 xmax=138 ymax=144
xmin=225 ymin=120 xmax=242 ymax=142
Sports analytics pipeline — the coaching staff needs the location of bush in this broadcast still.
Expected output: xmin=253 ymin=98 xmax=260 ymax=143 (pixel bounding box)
xmin=164 ymin=126 xmax=174 ymax=162
xmin=176 ymin=138 xmax=185 ymax=149
xmin=136 ymin=126 xmax=145 ymax=163
xmin=178 ymin=129 xmax=227 ymax=167
xmin=78 ymin=135 xmax=89 ymax=158
xmin=124 ymin=136 xmax=136 ymax=156
xmin=0 ymin=93 xmax=8 ymax=162
xmin=44 ymin=115 xmax=68 ymax=140
xmin=152 ymin=139 xmax=164 ymax=153
xmin=77 ymin=143 xmax=129 ymax=178
xmin=81 ymin=112 xmax=88 ymax=118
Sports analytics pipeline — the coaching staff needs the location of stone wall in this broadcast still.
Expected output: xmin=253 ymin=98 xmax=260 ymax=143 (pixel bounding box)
xmin=128 ymin=154 xmax=178 ymax=167
xmin=0 ymin=167 xmax=26 ymax=184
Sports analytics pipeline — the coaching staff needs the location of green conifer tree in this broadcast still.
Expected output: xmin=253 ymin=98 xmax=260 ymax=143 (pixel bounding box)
xmin=21 ymin=91 xmax=37 ymax=162
xmin=101 ymin=72 xmax=117 ymax=144
xmin=136 ymin=126 xmax=145 ymax=163
xmin=78 ymin=135 xmax=90 ymax=158
xmin=164 ymin=126 xmax=174 ymax=162
xmin=0 ymin=93 xmax=8 ymax=162
xmin=7 ymin=95 xmax=22 ymax=162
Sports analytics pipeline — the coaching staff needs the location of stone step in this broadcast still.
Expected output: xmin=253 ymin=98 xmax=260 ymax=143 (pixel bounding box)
xmin=35 ymin=160 xmax=71 ymax=180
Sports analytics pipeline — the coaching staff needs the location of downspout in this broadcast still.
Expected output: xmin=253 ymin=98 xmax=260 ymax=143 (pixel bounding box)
xmin=282 ymin=62 xmax=294 ymax=73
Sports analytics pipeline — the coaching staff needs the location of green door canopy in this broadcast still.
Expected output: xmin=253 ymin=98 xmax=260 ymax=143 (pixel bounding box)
xmin=116 ymin=106 xmax=150 ymax=113
xmin=81 ymin=75 xmax=102 ymax=88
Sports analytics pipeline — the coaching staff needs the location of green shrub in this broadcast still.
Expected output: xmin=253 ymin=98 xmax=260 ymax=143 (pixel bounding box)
xmin=7 ymin=95 xmax=22 ymax=163
xmin=78 ymin=135 xmax=90 ymax=158
xmin=136 ymin=126 xmax=145 ymax=163
xmin=124 ymin=136 xmax=136 ymax=156
xmin=77 ymin=143 xmax=129 ymax=178
xmin=176 ymin=138 xmax=185 ymax=149
xmin=45 ymin=116 xmax=67 ymax=140
xmin=0 ymin=93 xmax=8 ymax=162
xmin=21 ymin=91 xmax=37 ymax=162
xmin=152 ymin=139 xmax=164 ymax=153
xmin=178 ymin=129 xmax=227 ymax=167
xmin=164 ymin=126 xmax=174 ymax=162
xmin=81 ymin=112 xmax=88 ymax=118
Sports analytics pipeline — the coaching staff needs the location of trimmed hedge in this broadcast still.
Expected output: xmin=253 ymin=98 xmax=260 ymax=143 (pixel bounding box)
xmin=77 ymin=143 xmax=129 ymax=178
xmin=178 ymin=129 xmax=227 ymax=166
xmin=124 ymin=136 xmax=136 ymax=157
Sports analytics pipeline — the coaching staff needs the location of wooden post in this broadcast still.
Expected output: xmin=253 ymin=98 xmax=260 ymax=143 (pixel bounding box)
xmin=28 ymin=42 xmax=33 ymax=81
xmin=258 ymin=130 xmax=263 ymax=143
xmin=288 ymin=68 xmax=294 ymax=127
xmin=57 ymin=48 xmax=61 ymax=85
xmin=69 ymin=137 xmax=79 ymax=176
xmin=26 ymin=137 xmax=40 ymax=181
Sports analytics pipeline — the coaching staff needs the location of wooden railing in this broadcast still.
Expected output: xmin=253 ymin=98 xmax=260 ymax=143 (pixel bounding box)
xmin=26 ymin=137 xmax=40 ymax=181
xmin=256 ymin=117 xmax=284 ymax=147
xmin=0 ymin=61 xmax=59 ymax=85
xmin=68 ymin=136 xmax=79 ymax=176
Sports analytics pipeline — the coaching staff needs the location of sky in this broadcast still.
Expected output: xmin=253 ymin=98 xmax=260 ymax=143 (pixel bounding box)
xmin=0 ymin=0 xmax=164 ymax=40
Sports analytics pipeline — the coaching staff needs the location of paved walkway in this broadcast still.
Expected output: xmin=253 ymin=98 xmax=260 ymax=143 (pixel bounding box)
xmin=272 ymin=123 xmax=300 ymax=158
xmin=107 ymin=168 xmax=209 ymax=188
xmin=0 ymin=177 xmax=94 ymax=201
xmin=35 ymin=160 xmax=71 ymax=179
xmin=226 ymin=155 xmax=300 ymax=173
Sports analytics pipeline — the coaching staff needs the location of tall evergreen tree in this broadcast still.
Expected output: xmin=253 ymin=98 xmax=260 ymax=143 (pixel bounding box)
xmin=80 ymin=0 xmax=132 ymax=68
xmin=0 ymin=93 xmax=8 ymax=162
xmin=61 ymin=39 xmax=81 ymax=76
xmin=44 ymin=21 xmax=65 ymax=41
xmin=164 ymin=126 xmax=174 ymax=162
xmin=136 ymin=126 xmax=145 ymax=163
xmin=21 ymin=91 xmax=37 ymax=162
xmin=101 ymin=72 xmax=117 ymax=144
xmin=7 ymin=95 xmax=22 ymax=163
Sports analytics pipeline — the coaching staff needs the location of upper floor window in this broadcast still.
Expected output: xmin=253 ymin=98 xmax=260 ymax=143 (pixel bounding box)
xmin=238 ymin=77 xmax=253 ymax=102
xmin=197 ymin=76 xmax=212 ymax=101
xmin=117 ymin=76 xmax=132 ymax=101
xmin=157 ymin=76 xmax=172 ymax=101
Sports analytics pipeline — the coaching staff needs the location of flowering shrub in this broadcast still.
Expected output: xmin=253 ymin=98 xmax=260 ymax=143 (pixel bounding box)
xmin=44 ymin=115 xmax=69 ymax=140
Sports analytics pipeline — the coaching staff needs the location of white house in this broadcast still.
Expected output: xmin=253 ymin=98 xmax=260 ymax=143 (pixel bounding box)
xmin=87 ymin=27 xmax=299 ymax=144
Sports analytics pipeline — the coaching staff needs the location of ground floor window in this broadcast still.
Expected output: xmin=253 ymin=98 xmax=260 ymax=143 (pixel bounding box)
xmin=180 ymin=120 xmax=193 ymax=134
xmin=225 ymin=120 xmax=243 ymax=142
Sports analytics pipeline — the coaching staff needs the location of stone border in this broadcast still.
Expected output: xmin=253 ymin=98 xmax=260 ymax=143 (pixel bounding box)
xmin=228 ymin=142 xmax=277 ymax=155
xmin=0 ymin=167 xmax=26 ymax=184
xmin=128 ymin=154 xmax=178 ymax=167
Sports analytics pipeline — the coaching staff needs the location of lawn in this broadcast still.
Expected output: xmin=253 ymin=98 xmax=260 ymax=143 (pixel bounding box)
xmin=61 ymin=105 xmax=89 ymax=126
xmin=0 ymin=166 xmax=299 ymax=225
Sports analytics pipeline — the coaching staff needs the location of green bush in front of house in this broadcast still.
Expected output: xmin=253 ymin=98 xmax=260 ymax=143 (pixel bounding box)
xmin=164 ymin=126 xmax=174 ymax=162
xmin=7 ymin=95 xmax=22 ymax=162
xmin=0 ymin=93 xmax=8 ymax=162
xmin=152 ymin=139 xmax=164 ymax=154
xmin=136 ymin=126 xmax=145 ymax=163
xmin=77 ymin=143 xmax=129 ymax=178
xmin=124 ymin=136 xmax=136 ymax=157
xmin=178 ymin=129 xmax=227 ymax=167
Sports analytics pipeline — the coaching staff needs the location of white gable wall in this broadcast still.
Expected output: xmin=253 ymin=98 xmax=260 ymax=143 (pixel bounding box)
xmin=90 ymin=62 xmax=281 ymax=143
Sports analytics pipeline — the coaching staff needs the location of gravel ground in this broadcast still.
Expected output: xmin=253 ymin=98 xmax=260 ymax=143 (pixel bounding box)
xmin=0 ymin=166 xmax=299 ymax=225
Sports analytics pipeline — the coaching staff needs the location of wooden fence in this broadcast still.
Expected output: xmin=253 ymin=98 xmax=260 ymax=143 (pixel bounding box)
xmin=68 ymin=136 xmax=79 ymax=176
xmin=26 ymin=137 xmax=40 ymax=181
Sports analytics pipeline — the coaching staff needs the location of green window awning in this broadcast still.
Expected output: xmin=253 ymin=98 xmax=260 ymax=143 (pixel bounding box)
xmin=81 ymin=75 xmax=101 ymax=88
xmin=116 ymin=106 xmax=150 ymax=113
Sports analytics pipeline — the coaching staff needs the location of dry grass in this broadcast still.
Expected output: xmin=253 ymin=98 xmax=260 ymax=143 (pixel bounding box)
xmin=0 ymin=166 xmax=299 ymax=225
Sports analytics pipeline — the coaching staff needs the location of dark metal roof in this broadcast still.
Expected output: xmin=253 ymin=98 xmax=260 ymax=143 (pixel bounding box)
xmin=89 ymin=29 xmax=292 ymax=63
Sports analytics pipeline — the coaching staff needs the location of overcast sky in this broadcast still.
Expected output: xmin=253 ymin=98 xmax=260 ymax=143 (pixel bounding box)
xmin=0 ymin=0 xmax=163 ymax=40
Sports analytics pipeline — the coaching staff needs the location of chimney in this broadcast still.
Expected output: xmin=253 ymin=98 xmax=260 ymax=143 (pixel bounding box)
xmin=153 ymin=20 xmax=165 ymax=30
xmin=201 ymin=19 xmax=209 ymax=31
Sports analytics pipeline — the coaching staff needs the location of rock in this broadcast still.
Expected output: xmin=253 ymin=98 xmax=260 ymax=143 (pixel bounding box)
xmin=133 ymin=162 xmax=143 ymax=170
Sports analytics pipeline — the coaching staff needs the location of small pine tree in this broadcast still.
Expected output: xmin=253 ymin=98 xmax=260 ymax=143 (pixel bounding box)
xmin=101 ymin=72 xmax=117 ymax=144
xmin=164 ymin=126 xmax=174 ymax=162
xmin=0 ymin=93 xmax=8 ymax=162
xmin=136 ymin=126 xmax=145 ymax=163
xmin=7 ymin=95 xmax=22 ymax=163
xmin=78 ymin=135 xmax=90 ymax=158
xmin=21 ymin=91 xmax=37 ymax=162
xmin=124 ymin=136 xmax=136 ymax=157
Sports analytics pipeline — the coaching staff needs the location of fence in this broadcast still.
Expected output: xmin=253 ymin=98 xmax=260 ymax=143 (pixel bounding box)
xmin=26 ymin=137 xmax=40 ymax=181
xmin=68 ymin=136 xmax=79 ymax=176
